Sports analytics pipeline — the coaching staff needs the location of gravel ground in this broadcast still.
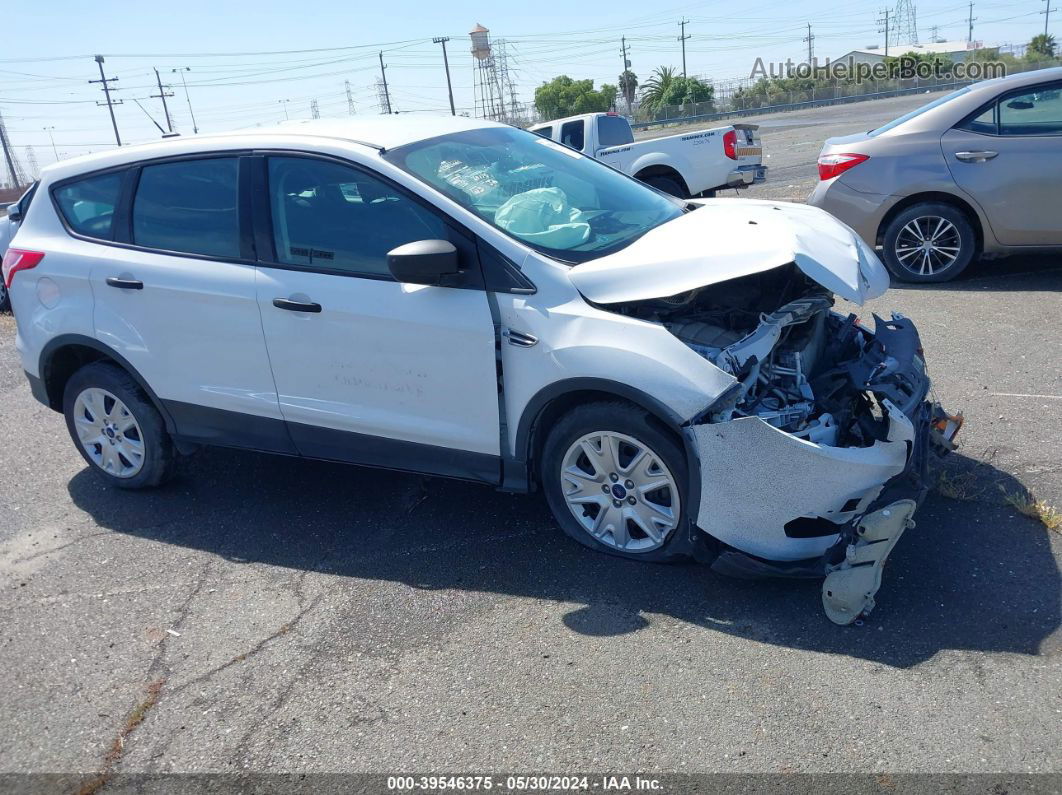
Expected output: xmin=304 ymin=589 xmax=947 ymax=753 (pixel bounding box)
xmin=0 ymin=95 xmax=1059 ymax=786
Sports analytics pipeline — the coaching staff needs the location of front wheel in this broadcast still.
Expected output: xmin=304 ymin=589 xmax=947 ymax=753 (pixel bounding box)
xmin=541 ymin=402 xmax=689 ymax=562
xmin=881 ymin=203 xmax=976 ymax=283
xmin=643 ymin=175 xmax=687 ymax=199
xmin=63 ymin=362 xmax=177 ymax=489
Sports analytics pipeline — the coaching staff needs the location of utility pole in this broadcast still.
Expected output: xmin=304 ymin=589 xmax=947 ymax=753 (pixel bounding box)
xmin=678 ymin=19 xmax=691 ymax=79
xmin=620 ymin=36 xmax=633 ymax=114
xmin=878 ymin=9 xmax=891 ymax=56
xmin=151 ymin=68 xmax=174 ymax=133
xmin=378 ymin=51 xmax=392 ymax=114
xmin=803 ymin=23 xmax=815 ymax=65
xmin=1044 ymin=0 xmax=1053 ymax=37
xmin=172 ymin=67 xmax=198 ymax=134
xmin=43 ymin=126 xmax=58 ymax=161
xmin=345 ymin=80 xmax=357 ymax=115
xmin=433 ymin=37 xmax=456 ymax=116
xmin=967 ymin=1 xmax=977 ymax=43
xmin=278 ymin=99 xmax=291 ymax=120
xmin=90 ymin=55 xmax=122 ymax=147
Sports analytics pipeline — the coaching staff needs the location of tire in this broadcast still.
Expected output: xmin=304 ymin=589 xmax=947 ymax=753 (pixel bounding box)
xmin=0 ymin=279 xmax=9 ymax=312
xmin=541 ymin=401 xmax=689 ymax=563
xmin=63 ymin=362 xmax=177 ymax=489
xmin=881 ymin=202 xmax=976 ymax=283
xmin=643 ymin=175 xmax=687 ymax=199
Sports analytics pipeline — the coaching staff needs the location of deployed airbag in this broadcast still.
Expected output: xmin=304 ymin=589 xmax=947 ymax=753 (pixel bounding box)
xmin=495 ymin=187 xmax=591 ymax=249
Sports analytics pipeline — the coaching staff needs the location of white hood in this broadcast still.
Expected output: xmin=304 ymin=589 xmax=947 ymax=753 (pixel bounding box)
xmin=568 ymin=199 xmax=890 ymax=305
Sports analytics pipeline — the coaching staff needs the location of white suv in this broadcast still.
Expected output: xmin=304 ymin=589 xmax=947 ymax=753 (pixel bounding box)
xmin=3 ymin=116 xmax=958 ymax=624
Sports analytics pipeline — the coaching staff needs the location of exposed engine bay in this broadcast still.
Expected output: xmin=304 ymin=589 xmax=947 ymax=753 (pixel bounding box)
xmin=605 ymin=263 xmax=928 ymax=449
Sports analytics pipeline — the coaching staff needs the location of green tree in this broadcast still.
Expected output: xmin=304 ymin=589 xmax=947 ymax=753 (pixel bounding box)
xmin=1027 ymin=34 xmax=1058 ymax=60
xmin=618 ymin=69 xmax=639 ymax=111
xmin=640 ymin=66 xmax=678 ymax=111
xmin=534 ymin=76 xmax=617 ymax=120
xmin=640 ymin=66 xmax=715 ymax=116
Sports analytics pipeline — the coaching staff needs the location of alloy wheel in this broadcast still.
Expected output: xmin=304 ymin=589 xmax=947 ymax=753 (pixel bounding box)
xmin=559 ymin=431 xmax=680 ymax=553
xmin=72 ymin=387 xmax=146 ymax=478
xmin=893 ymin=215 xmax=962 ymax=277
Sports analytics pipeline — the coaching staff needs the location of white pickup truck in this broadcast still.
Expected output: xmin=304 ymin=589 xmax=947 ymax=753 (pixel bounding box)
xmin=528 ymin=111 xmax=766 ymax=198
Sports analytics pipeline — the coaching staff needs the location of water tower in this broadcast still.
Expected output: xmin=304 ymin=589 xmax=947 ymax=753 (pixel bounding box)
xmin=470 ymin=23 xmax=505 ymax=121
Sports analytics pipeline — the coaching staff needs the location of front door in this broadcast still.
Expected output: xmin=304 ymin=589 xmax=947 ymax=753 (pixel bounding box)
xmin=942 ymin=80 xmax=1062 ymax=246
xmin=253 ymin=154 xmax=501 ymax=482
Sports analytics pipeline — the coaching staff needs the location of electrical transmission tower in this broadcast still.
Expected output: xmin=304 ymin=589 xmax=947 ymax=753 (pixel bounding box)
xmin=310 ymin=99 xmax=320 ymax=119
xmin=24 ymin=146 xmax=39 ymax=180
xmin=345 ymin=81 xmax=357 ymax=115
xmin=375 ymin=78 xmax=391 ymax=114
xmin=0 ymin=110 xmax=26 ymax=188
xmin=893 ymin=0 xmax=918 ymax=46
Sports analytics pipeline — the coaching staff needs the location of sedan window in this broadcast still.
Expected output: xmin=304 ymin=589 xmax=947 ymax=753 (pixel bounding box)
xmin=999 ymin=86 xmax=1062 ymax=136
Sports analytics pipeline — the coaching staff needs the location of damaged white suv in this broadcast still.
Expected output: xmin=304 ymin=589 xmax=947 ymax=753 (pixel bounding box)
xmin=5 ymin=116 xmax=960 ymax=624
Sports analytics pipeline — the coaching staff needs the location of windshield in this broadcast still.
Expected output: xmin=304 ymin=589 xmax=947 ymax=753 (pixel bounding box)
xmin=384 ymin=127 xmax=684 ymax=263
xmin=868 ymin=86 xmax=972 ymax=136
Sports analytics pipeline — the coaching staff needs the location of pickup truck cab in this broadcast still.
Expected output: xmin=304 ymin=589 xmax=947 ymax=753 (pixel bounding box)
xmin=529 ymin=111 xmax=765 ymax=198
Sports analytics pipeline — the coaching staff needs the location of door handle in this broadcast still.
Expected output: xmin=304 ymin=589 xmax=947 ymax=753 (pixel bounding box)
xmin=502 ymin=328 xmax=538 ymax=347
xmin=105 ymin=277 xmax=143 ymax=290
xmin=272 ymin=297 xmax=322 ymax=313
xmin=954 ymin=151 xmax=998 ymax=162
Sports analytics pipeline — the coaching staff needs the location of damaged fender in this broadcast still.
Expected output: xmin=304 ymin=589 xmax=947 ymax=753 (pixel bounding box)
xmin=689 ymin=399 xmax=915 ymax=562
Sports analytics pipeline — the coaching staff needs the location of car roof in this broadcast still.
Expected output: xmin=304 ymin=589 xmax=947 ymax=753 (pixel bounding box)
xmin=967 ymin=65 xmax=1062 ymax=95
xmin=38 ymin=114 xmax=505 ymax=183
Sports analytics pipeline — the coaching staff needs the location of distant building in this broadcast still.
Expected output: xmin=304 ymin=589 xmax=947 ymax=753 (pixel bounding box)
xmin=832 ymin=41 xmax=998 ymax=66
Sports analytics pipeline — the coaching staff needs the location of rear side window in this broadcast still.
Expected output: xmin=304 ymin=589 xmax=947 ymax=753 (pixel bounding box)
xmin=54 ymin=174 xmax=121 ymax=240
xmin=532 ymin=126 xmax=552 ymax=139
xmin=999 ymin=85 xmax=1062 ymax=136
xmin=132 ymin=158 xmax=239 ymax=258
xmin=560 ymin=120 xmax=585 ymax=151
xmin=597 ymin=115 xmax=633 ymax=148
xmin=958 ymin=105 xmax=997 ymax=135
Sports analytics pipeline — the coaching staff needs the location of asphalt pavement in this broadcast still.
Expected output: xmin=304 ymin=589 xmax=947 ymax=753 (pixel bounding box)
xmin=1 ymin=94 xmax=1060 ymax=786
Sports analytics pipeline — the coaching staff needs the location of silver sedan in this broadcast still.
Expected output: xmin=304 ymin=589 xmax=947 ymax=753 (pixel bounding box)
xmin=808 ymin=66 xmax=1062 ymax=282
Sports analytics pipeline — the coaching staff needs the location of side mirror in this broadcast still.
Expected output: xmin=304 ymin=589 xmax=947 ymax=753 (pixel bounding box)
xmin=6 ymin=205 xmax=22 ymax=223
xmin=387 ymin=239 xmax=460 ymax=286
xmin=1006 ymin=99 xmax=1034 ymax=110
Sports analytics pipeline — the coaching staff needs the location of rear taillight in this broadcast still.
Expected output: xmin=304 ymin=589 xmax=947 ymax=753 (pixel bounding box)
xmin=723 ymin=129 xmax=737 ymax=160
xmin=817 ymin=152 xmax=869 ymax=181
xmin=2 ymin=249 xmax=45 ymax=288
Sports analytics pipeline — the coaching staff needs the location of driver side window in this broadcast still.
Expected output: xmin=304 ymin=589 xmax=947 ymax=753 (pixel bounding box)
xmin=267 ymin=157 xmax=447 ymax=277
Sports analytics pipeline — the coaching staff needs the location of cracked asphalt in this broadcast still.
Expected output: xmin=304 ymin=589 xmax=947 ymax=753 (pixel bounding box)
xmin=1 ymin=96 xmax=1060 ymax=782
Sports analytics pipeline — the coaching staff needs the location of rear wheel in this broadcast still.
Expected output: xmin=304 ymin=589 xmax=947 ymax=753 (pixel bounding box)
xmin=542 ymin=402 xmax=689 ymax=562
xmin=0 ymin=279 xmax=9 ymax=312
xmin=881 ymin=202 xmax=976 ymax=283
xmin=643 ymin=175 xmax=686 ymax=199
xmin=63 ymin=362 xmax=177 ymax=489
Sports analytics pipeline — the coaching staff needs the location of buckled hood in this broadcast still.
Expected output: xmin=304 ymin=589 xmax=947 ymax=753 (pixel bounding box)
xmin=568 ymin=198 xmax=890 ymax=305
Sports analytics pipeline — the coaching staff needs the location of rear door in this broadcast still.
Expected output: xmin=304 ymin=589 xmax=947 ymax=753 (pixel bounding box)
xmin=942 ymin=80 xmax=1062 ymax=246
xmin=85 ymin=155 xmax=289 ymax=450
xmin=251 ymin=153 xmax=500 ymax=481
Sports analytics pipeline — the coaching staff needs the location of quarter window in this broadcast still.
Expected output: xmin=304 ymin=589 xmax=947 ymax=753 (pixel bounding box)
xmin=54 ymin=173 xmax=121 ymax=240
xmin=533 ymin=126 xmax=553 ymax=139
xmin=266 ymin=156 xmax=447 ymax=277
xmin=132 ymin=158 xmax=240 ymax=258
xmin=998 ymin=86 xmax=1062 ymax=136
xmin=560 ymin=120 xmax=585 ymax=151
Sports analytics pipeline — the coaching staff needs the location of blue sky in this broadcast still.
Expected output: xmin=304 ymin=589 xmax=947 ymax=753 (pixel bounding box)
xmin=2 ymin=0 xmax=1052 ymax=170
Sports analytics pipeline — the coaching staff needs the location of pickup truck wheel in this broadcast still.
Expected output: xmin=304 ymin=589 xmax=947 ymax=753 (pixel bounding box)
xmin=881 ymin=203 xmax=976 ymax=283
xmin=63 ymin=362 xmax=177 ymax=489
xmin=542 ymin=401 xmax=689 ymax=563
xmin=643 ymin=175 xmax=686 ymax=199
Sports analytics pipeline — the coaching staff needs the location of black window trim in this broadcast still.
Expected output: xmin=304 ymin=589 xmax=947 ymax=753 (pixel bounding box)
xmin=49 ymin=150 xmax=257 ymax=266
xmin=955 ymin=79 xmax=1062 ymax=138
xmin=248 ymin=148 xmax=485 ymax=288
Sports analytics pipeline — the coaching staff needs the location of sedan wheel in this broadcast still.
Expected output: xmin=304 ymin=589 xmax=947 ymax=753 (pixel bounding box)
xmin=559 ymin=430 xmax=681 ymax=553
xmin=72 ymin=387 xmax=147 ymax=478
xmin=893 ymin=216 xmax=961 ymax=277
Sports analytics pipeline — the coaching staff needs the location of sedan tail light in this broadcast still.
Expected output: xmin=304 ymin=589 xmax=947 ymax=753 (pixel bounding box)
xmin=723 ymin=129 xmax=738 ymax=160
xmin=817 ymin=152 xmax=869 ymax=181
xmin=2 ymin=248 xmax=45 ymax=288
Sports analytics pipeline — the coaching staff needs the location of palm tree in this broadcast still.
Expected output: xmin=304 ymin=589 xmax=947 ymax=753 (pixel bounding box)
xmin=640 ymin=66 xmax=678 ymax=112
xmin=618 ymin=69 xmax=638 ymax=113
xmin=1027 ymin=34 xmax=1057 ymax=60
